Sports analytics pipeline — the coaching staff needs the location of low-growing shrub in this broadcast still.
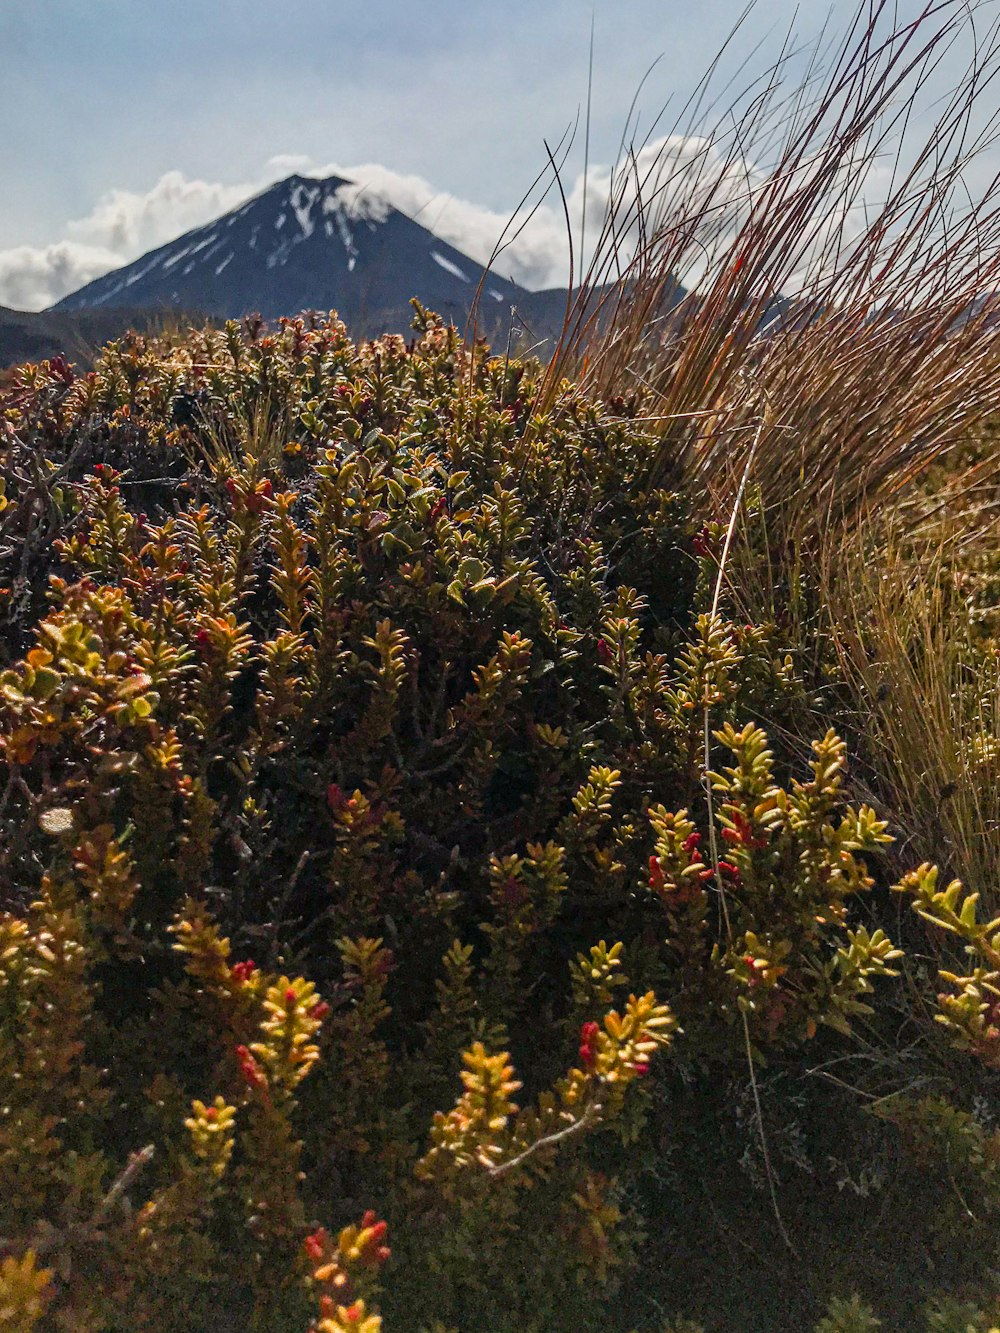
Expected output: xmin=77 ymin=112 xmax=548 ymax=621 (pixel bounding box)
xmin=0 ymin=312 xmax=995 ymax=1330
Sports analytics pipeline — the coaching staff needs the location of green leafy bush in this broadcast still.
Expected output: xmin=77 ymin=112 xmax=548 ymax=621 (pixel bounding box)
xmin=0 ymin=312 xmax=990 ymax=1331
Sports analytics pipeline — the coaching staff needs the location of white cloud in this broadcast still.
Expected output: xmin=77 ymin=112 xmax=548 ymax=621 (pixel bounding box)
xmin=0 ymin=141 xmax=772 ymax=310
xmin=0 ymin=152 xmax=601 ymax=310
xmin=315 ymin=162 xmax=573 ymax=290
xmin=0 ymin=241 xmax=122 ymax=312
xmin=0 ymin=156 xmax=301 ymax=310
xmin=65 ymin=170 xmax=254 ymax=256
xmin=309 ymin=140 xmax=774 ymax=292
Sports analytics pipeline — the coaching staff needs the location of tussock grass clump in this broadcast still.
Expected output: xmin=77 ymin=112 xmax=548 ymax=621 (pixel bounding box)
xmin=527 ymin=0 xmax=1000 ymax=547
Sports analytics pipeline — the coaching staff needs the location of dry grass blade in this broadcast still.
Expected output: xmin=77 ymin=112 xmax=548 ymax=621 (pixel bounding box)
xmin=523 ymin=1 xmax=1000 ymax=555
xmin=822 ymin=507 xmax=1000 ymax=909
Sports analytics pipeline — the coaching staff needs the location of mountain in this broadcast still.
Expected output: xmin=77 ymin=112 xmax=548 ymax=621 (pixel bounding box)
xmin=51 ymin=173 xmax=567 ymax=342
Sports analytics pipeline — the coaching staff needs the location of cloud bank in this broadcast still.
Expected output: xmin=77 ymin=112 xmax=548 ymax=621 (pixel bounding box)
xmin=0 ymin=140 xmax=775 ymax=310
xmin=0 ymin=145 xmax=697 ymax=309
xmin=0 ymin=158 xmax=304 ymax=310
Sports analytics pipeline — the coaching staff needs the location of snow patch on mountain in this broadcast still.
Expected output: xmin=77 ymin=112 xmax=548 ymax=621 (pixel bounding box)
xmin=431 ymin=251 xmax=469 ymax=282
xmin=322 ymin=194 xmax=359 ymax=269
xmin=290 ymin=183 xmax=319 ymax=238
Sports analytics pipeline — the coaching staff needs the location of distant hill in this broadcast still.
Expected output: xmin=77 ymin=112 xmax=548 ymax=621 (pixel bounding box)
xmin=0 ymin=304 xmax=179 ymax=371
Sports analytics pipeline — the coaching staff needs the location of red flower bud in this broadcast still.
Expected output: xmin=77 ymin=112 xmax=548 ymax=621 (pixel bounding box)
xmin=304 ymin=1228 xmax=327 ymax=1261
xmin=235 ymin=1044 xmax=267 ymax=1092
xmin=49 ymin=354 xmax=74 ymax=384
xmin=692 ymin=524 xmax=713 ymax=557
xmin=596 ymin=637 xmax=613 ymax=665
xmin=682 ymin=831 xmax=702 ymax=856
xmin=285 ymin=986 xmax=298 ymax=1007
xmin=358 ymin=1218 xmax=390 ymax=1265
xmin=231 ymin=959 xmax=256 ymax=983
xmin=309 ymin=1000 xmax=331 ymax=1022
xmin=648 ymin=856 xmax=666 ymax=892
xmin=579 ymin=1020 xmax=601 ymax=1069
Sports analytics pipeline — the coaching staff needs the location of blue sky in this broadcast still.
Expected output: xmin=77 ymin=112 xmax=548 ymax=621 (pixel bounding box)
xmin=0 ymin=1 xmax=992 ymax=307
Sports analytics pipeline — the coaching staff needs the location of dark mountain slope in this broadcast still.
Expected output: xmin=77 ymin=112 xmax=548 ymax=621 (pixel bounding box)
xmin=0 ymin=304 xmax=177 ymax=371
xmin=34 ymin=172 xmax=688 ymax=361
xmin=52 ymin=174 xmax=539 ymax=339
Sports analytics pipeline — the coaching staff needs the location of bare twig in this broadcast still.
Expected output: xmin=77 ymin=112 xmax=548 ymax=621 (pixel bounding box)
xmin=485 ymin=1099 xmax=604 ymax=1179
